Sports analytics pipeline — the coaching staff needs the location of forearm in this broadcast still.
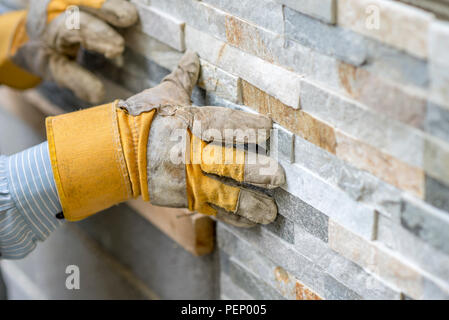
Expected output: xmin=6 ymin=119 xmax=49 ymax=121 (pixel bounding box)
xmin=0 ymin=142 xmax=62 ymax=259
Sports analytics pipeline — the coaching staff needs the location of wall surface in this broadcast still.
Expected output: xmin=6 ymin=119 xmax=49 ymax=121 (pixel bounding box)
xmin=1 ymin=0 xmax=449 ymax=300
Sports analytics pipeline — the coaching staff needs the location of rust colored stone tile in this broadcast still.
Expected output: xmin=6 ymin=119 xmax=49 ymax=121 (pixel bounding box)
xmin=273 ymin=266 xmax=296 ymax=299
xmin=335 ymin=131 xmax=425 ymax=198
xmin=225 ymin=15 xmax=276 ymax=64
xmin=241 ymin=80 xmax=336 ymax=153
xmin=295 ymin=281 xmax=322 ymax=300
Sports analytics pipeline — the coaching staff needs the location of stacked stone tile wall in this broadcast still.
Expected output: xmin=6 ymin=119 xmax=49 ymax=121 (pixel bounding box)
xmin=2 ymin=0 xmax=449 ymax=300
xmin=120 ymin=0 xmax=449 ymax=300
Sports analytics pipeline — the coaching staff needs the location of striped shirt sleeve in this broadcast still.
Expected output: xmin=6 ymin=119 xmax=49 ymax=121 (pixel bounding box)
xmin=0 ymin=141 xmax=63 ymax=259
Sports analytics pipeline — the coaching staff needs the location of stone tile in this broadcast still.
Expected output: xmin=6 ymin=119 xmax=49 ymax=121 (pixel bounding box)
xmin=284 ymin=7 xmax=367 ymax=66
xmin=293 ymin=134 xmax=403 ymax=221
xmin=280 ymin=160 xmax=377 ymax=240
xmin=272 ymin=124 xmax=294 ymax=163
xmin=293 ymin=221 xmax=401 ymax=299
xmin=220 ymin=272 xmax=254 ymax=300
xmin=273 ymin=266 xmax=300 ymax=300
xmin=398 ymin=0 xmax=449 ymax=21
xmin=422 ymin=277 xmax=449 ymax=299
xmin=424 ymin=135 xmax=449 ymax=186
xmin=198 ymin=59 xmax=242 ymax=103
xmin=300 ymin=79 xmax=424 ymax=169
xmin=241 ymin=80 xmax=336 ymax=153
xmin=401 ymin=194 xmax=449 ymax=255
xmin=425 ymin=102 xmax=449 ymax=143
xmin=377 ymin=214 xmax=449 ymax=283
xmin=335 ymin=130 xmax=425 ymax=198
xmin=184 ymin=25 xmax=302 ymax=109
xmin=217 ymin=223 xmax=325 ymax=295
xmin=134 ymin=3 xmax=185 ymax=51
xmin=429 ymin=62 xmax=449 ymax=110
xmin=203 ymin=0 xmax=284 ymax=34
xmin=284 ymin=5 xmax=429 ymax=89
xmin=224 ymin=14 xmax=284 ymax=65
xmin=295 ymin=281 xmax=323 ymax=300
xmin=363 ymin=40 xmax=429 ymax=89
xmin=134 ymin=3 xmax=428 ymax=119
xmin=217 ymin=223 xmax=361 ymax=300
xmin=276 ymin=0 xmax=336 ymax=24
xmin=425 ymin=175 xmax=449 ymax=213
xmin=329 ymin=220 xmax=426 ymax=299
xmin=218 ymin=228 xmax=298 ymax=299
xmin=264 ymin=214 xmax=295 ymax=244
xmin=122 ymin=48 xmax=172 ymax=84
xmin=123 ymin=27 xmax=183 ymax=71
xmin=148 ymin=0 xmax=228 ymax=40
xmin=338 ymin=0 xmax=434 ymax=59
xmin=322 ymin=276 xmax=362 ymax=300
xmin=221 ymin=253 xmax=286 ymax=300
xmin=429 ymin=20 xmax=449 ymax=68
xmin=336 ymin=62 xmax=427 ymax=129
xmin=274 ymin=188 xmax=328 ymax=243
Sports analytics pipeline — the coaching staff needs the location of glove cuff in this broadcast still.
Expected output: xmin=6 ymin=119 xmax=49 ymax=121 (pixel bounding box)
xmin=0 ymin=10 xmax=41 ymax=89
xmin=46 ymin=101 xmax=155 ymax=221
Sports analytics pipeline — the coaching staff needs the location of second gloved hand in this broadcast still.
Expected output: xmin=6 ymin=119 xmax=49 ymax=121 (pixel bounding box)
xmin=0 ymin=0 xmax=138 ymax=103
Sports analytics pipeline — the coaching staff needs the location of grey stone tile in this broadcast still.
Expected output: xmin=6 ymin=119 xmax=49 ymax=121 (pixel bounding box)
xmin=300 ymin=79 xmax=424 ymax=169
xmin=425 ymin=102 xmax=449 ymax=144
xmin=274 ymin=188 xmax=328 ymax=243
xmin=263 ymin=214 xmax=295 ymax=244
xmin=219 ymin=272 xmax=254 ymax=300
xmin=423 ymin=277 xmax=449 ymax=299
xmin=221 ymin=252 xmax=286 ymax=300
xmin=134 ymin=3 xmax=185 ymax=51
xmin=218 ymin=223 xmax=366 ymax=299
xmin=272 ymin=125 xmax=294 ymax=163
xmin=284 ymin=7 xmax=428 ymax=88
xmin=401 ymin=194 xmax=449 ymax=255
xmin=218 ymin=227 xmax=298 ymax=299
xmin=377 ymin=214 xmax=449 ymax=282
xmin=293 ymin=135 xmax=402 ymax=220
xmin=276 ymin=0 xmax=336 ymax=24
xmin=280 ymin=160 xmax=377 ymax=240
xmin=425 ymin=175 xmax=449 ymax=213
xmin=294 ymin=222 xmax=401 ymax=300
xmin=284 ymin=7 xmax=367 ymax=66
xmin=424 ymin=134 xmax=449 ymax=187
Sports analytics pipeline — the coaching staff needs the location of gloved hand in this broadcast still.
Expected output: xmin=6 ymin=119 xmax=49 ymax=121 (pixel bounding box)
xmin=0 ymin=0 xmax=138 ymax=103
xmin=46 ymin=51 xmax=286 ymax=228
xmin=120 ymin=51 xmax=286 ymax=227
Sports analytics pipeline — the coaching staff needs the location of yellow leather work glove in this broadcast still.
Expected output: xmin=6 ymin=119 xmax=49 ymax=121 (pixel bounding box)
xmin=0 ymin=0 xmax=138 ymax=103
xmin=46 ymin=51 xmax=286 ymax=228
